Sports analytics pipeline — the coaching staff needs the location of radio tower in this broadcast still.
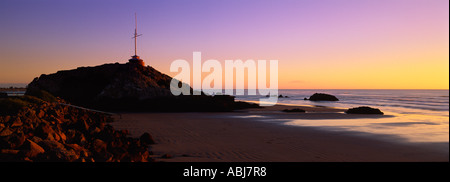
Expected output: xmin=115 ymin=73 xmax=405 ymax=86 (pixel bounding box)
xmin=129 ymin=13 xmax=145 ymax=66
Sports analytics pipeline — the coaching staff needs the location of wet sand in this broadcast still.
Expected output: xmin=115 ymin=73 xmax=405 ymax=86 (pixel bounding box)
xmin=111 ymin=105 xmax=448 ymax=162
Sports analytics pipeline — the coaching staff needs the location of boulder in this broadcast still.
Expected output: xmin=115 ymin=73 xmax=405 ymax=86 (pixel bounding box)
xmin=74 ymin=119 xmax=90 ymax=132
xmin=95 ymin=125 xmax=115 ymax=143
xmin=307 ymin=93 xmax=339 ymax=101
xmin=282 ymin=108 xmax=306 ymax=113
xmin=38 ymin=139 xmax=78 ymax=161
xmin=30 ymin=136 xmax=43 ymax=144
xmin=57 ymin=129 xmax=67 ymax=143
xmin=10 ymin=117 xmax=23 ymax=127
xmin=161 ymin=153 xmax=172 ymax=159
xmin=91 ymin=139 xmax=107 ymax=154
xmin=35 ymin=122 xmax=56 ymax=140
xmin=140 ymin=132 xmax=155 ymax=146
xmin=65 ymin=143 xmax=88 ymax=158
xmin=7 ymin=132 xmax=26 ymax=149
xmin=0 ymin=128 xmax=13 ymax=137
xmin=21 ymin=139 xmax=45 ymax=158
xmin=37 ymin=110 xmax=45 ymax=118
xmin=345 ymin=106 xmax=384 ymax=115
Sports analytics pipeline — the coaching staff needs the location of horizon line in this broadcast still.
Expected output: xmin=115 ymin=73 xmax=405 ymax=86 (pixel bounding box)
xmin=0 ymin=83 xmax=448 ymax=91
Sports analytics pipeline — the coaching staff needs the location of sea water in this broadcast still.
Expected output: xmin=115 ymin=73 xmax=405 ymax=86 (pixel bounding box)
xmin=235 ymin=89 xmax=449 ymax=144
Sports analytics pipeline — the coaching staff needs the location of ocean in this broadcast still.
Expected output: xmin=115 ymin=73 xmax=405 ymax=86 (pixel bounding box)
xmin=235 ymin=89 xmax=449 ymax=144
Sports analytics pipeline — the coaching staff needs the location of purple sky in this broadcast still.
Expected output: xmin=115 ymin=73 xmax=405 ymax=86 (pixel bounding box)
xmin=0 ymin=0 xmax=448 ymax=89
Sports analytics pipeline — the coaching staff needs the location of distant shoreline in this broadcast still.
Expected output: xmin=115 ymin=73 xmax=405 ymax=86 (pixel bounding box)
xmin=0 ymin=87 xmax=26 ymax=91
xmin=0 ymin=83 xmax=27 ymax=88
xmin=0 ymin=88 xmax=26 ymax=97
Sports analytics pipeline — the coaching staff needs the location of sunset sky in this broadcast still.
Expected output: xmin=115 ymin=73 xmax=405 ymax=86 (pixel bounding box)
xmin=0 ymin=0 xmax=448 ymax=89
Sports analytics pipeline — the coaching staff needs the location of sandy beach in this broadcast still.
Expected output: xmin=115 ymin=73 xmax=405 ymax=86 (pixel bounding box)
xmin=111 ymin=105 xmax=448 ymax=162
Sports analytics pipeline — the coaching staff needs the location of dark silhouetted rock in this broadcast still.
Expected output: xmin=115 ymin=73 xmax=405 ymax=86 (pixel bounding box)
xmin=26 ymin=63 xmax=173 ymax=108
xmin=0 ymin=92 xmax=7 ymax=98
xmin=282 ymin=108 xmax=306 ymax=113
xmin=345 ymin=106 xmax=384 ymax=115
xmin=233 ymin=101 xmax=261 ymax=110
xmin=26 ymin=62 xmax=258 ymax=112
xmin=308 ymin=93 xmax=339 ymax=101
xmin=140 ymin=132 xmax=155 ymax=146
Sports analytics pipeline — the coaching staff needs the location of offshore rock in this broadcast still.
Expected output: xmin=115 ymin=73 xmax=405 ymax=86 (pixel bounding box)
xmin=282 ymin=108 xmax=306 ymax=113
xmin=307 ymin=93 xmax=339 ymax=101
xmin=345 ymin=106 xmax=384 ymax=115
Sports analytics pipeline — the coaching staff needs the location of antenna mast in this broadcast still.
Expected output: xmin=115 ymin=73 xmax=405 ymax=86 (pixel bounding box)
xmin=128 ymin=13 xmax=145 ymax=66
xmin=133 ymin=13 xmax=142 ymax=56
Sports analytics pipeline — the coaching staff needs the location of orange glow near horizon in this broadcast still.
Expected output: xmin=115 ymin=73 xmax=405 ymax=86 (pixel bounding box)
xmin=0 ymin=0 xmax=448 ymax=89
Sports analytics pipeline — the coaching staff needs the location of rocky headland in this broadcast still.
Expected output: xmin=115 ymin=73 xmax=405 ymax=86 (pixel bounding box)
xmin=26 ymin=62 xmax=259 ymax=112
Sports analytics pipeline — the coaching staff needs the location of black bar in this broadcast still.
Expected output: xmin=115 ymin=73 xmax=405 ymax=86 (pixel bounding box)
xmin=0 ymin=162 xmax=448 ymax=181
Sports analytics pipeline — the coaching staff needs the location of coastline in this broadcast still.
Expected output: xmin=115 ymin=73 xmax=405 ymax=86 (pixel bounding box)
xmin=111 ymin=104 xmax=449 ymax=162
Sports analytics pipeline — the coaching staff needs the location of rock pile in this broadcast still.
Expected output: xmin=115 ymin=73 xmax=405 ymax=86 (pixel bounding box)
xmin=0 ymin=96 xmax=155 ymax=162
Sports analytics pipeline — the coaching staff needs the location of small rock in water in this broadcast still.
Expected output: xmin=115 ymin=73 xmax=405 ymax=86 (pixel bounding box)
xmin=282 ymin=108 xmax=306 ymax=113
xmin=308 ymin=93 xmax=339 ymax=101
xmin=345 ymin=106 xmax=384 ymax=115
